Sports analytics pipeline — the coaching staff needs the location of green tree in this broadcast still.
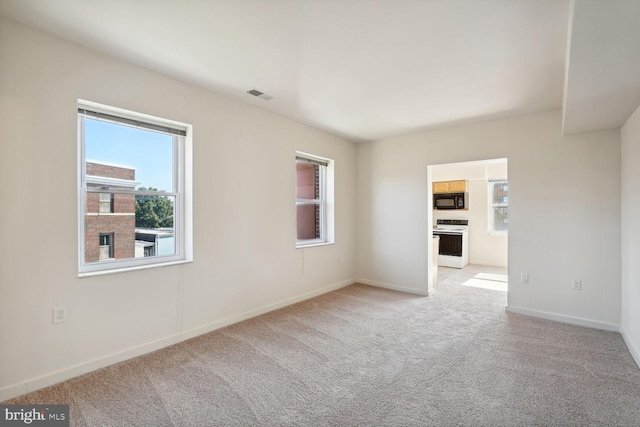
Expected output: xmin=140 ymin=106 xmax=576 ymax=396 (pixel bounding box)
xmin=135 ymin=187 xmax=174 ymax=228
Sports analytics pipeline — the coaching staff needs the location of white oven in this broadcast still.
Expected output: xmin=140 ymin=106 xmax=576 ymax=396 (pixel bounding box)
xmin=432 ymin=219 xmax=469 ymax=268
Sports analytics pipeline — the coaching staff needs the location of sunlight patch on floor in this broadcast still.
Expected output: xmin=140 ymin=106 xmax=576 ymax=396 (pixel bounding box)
xmin=461 ymin=273 xmax=508 ymax=292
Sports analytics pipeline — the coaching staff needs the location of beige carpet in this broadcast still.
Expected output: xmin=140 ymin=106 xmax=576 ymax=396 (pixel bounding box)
xmin=4 ymin=273 xmax=640 ymax=426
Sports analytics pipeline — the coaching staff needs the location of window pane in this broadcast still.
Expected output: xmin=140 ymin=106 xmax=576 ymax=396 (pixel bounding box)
xmin=84 ymin=118 xmax=174 ymax=192
xmin=489 ymin=181 xmax=508 ymax=234
xmin=83 ymin=116 xmax=178 ymax=265
xmin=297 ymin=203 xmax=320 ymax=240
xmin=98 ymin=233 xmax=113 ymax=260
xmin=493 ymin=182 xmax=508 ymax=205
xmin=296 ymin=162 xmax=319 ymax=200
xmin=98 ymin=193 xmax=113 ymax=213
xmin=85 ymin=191 xmax=176 ymax=263
xmin=135 ymin=193 xmax=176 ymax=257
xmin=99 ymin=245 xmax=112 ymax=260
xmin=493 ymin=207 xmax=508 ymax=231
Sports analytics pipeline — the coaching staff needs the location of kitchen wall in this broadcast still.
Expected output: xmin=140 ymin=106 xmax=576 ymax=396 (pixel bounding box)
xmin=357 ymin=110 xmax=621 ymax=330
xmin=621 ymin=104 xmax=640 ymax=367
xmin=432 ymin=160 xmax=508 ymax=267
xmin=0 ymin=18 xmax=357 ymax=400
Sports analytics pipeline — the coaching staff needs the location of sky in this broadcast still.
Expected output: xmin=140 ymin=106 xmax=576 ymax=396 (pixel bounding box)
xmin=84 ymin=118 xmax=174 ymax=191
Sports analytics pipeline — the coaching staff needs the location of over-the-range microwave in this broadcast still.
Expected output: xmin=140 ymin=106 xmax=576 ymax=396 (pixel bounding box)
xmin=433 ymin=192 xmax=468 ymax=210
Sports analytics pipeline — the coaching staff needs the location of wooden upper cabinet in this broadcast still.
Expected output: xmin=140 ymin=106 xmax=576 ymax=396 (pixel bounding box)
xmin=433 ymin=180 xmax=467 ymax=194
xmin=433 ymin=181 xmax=450 ymax=194
xmin=448 ymin=180 xmax=467 ymax=192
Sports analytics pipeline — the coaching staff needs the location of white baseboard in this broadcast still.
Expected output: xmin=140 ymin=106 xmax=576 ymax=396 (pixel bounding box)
xmin=0 ymin=333 xmax=184 ymax=403
xmin=357 ymin=278 xmax=429 ymax=296
xmin=0 ymin=278 xmax=356 ymax=402
xmin=505 ymin=305 xmax=620 ymax=332
xmin=620 ymin=325 xmax=640 ymax=369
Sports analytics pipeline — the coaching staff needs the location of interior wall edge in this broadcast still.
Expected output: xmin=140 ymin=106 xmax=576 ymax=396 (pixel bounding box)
xmin=620 ymin=101 xmax=640 ymax=371
xmin=357 ymin=278 xmax=429 ymax=296
xmin=620 ymin=325 xmax=640 ymax=370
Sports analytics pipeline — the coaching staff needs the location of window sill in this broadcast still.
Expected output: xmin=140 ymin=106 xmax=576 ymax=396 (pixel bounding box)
xmin=78 ymin=259 xmax=193 ymax=278
xmin=296 ymin=240 xmax=334 ymax=249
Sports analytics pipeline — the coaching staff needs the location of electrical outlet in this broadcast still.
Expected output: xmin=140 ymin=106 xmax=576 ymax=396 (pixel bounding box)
xmin=520 ymin=273 xmax=529 ymax=283
xmin=572 ymin=280 xmax=582 ymax=290
xmin=52 ymin=306 xmax=67 ymax=324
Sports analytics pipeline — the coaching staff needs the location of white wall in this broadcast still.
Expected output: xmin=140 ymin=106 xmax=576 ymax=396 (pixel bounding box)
xmin=357 ymin=110 xmax=621 ymax=330
xmin=0 ymin=18 xmax=357 ymax=400
xmin=621 ymin=104 xmax=640 ymax=367
xmin=432 ymin=160 xmax=508 ymax=267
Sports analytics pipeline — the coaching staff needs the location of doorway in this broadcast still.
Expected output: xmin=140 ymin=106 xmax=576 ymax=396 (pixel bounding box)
xmin=427 ymin=158 xmax=508 ymax=298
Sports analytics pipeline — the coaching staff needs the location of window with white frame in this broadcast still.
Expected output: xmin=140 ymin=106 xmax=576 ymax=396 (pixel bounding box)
xmin=489 ymin=180 xmax=508 ymax=234
xmin=78 ymin=101 xmax=192 ymax=275
xmin=295 ymin=153 xmax=333 ymax=247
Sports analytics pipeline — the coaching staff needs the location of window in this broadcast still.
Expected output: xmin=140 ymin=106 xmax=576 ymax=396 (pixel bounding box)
xmin=489 ymin=180 xmax=508 ymax=234
xmin=98 ymin=193 xmax=114 ymax=213
xmin=295 ymin=153 xmax=333 ymax=247
xmin=78 ymin=101 xmax=192 ymax=275
xmin=99 ymin=233 xmax=114 ymax=260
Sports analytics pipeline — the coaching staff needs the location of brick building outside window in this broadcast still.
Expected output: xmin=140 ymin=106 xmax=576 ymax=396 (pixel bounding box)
xmin=84 ymin=161 xmax=138 ymax=263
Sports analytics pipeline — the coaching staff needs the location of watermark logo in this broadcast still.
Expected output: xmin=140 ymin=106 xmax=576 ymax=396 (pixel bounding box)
xmin=0 ymin=405 xmax=68 ymax=426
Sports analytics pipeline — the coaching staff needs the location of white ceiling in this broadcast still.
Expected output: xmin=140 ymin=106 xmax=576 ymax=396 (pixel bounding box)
xmin=1 ymin=0 xmax=638 ymax=142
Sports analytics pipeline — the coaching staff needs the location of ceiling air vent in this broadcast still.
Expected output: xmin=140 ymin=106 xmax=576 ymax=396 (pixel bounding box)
xmin=246 ymin=88 xmax=274 ymax=101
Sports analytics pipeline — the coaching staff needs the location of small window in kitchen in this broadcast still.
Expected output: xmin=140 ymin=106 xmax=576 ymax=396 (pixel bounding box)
xmin=489 ymin=180 xmax=508 ymax=235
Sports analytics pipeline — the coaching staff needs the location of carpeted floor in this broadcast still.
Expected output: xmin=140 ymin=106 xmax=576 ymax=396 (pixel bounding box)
xmin=4 ymin=266 xmax=640 ymax=426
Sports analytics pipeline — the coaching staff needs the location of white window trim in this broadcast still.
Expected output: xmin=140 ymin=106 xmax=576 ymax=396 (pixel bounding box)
xmin=295 ymin=152 xmax=334 ymax=248
xmin=77 ymin=100 xmax=193 ymax=277
xmin=488 ymin=179 xmax=508 ymax=236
